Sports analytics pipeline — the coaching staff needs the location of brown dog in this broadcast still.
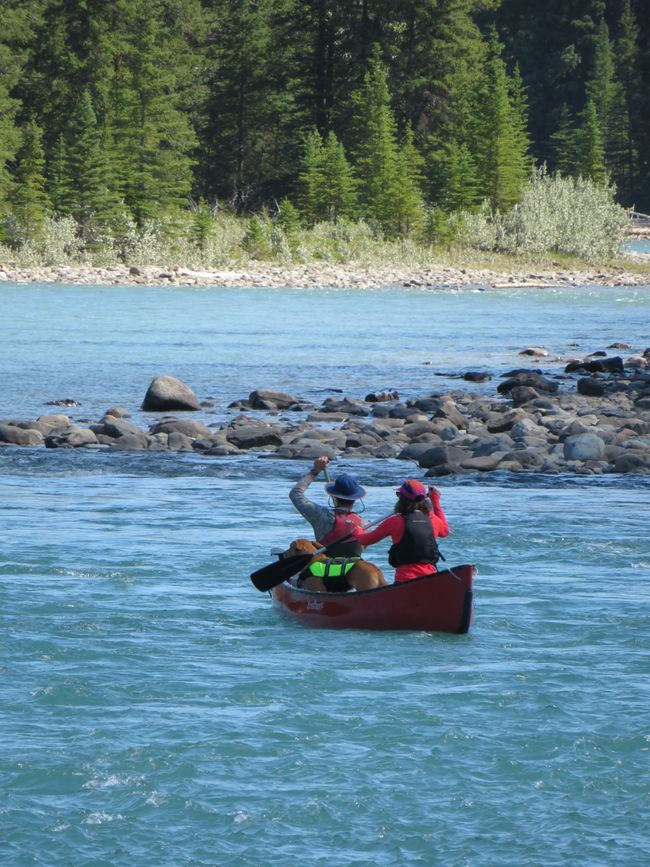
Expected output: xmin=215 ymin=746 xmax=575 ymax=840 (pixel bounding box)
xmin=285 ymin=538 xmax=387 ymax=593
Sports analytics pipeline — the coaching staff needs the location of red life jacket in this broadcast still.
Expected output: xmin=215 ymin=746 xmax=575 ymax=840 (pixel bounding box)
xmin=320 ymin=511 xmax=363 ymax=557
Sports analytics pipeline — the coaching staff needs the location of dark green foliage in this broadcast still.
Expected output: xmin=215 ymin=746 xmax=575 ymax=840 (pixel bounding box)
xmin=348 ymin=48 xmax=424 ymax=235
xmin=471 ymin=33 xmax=531 ymax=211
xmin=320 ymin=132 xmax=358 ymax=223
xmin=574 ymin=98 xmax=607 ymax=183
xmin=58 ymin=89 xmax=122 ymax=231
xmin=297 ymin=128 xmax=357 ymax=224
xmin=0 ymin=2 xmax=38 ymax=210
xmin=10 ymin=121 xmax=50 ymax=238
xmin=434 ymin=141 xmax=481 ymax=212
xmin=276 ymin=199 xmax=301 ymax=235
xmin=190 ymin=199 xmax=215 ymax=253
xmin=2 ymin=0 xmax=650 ymax=243
xmin=242 ymin=213 xmax=272 ymax=259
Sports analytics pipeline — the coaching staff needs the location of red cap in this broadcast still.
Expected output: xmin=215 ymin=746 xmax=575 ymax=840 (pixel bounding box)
xmin=395 ymin=479 xmax=427 ymax=500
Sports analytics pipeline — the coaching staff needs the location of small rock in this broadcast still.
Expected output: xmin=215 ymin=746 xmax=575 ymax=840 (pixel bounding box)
xmin=519 ymin=347 xmax=549 ymax=357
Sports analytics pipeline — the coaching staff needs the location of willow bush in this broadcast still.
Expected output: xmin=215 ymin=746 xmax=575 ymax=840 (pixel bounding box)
xmin=460 ymin=169 xmax=629 ymax=260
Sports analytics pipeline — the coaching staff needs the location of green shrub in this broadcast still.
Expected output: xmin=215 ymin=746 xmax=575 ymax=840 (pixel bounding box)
xmin=459 ymin=168 xmax=629 ymax=260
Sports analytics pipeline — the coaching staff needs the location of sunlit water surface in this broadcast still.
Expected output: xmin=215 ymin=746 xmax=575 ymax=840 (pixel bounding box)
xmin=1 ymin=283 xmax=649 ymax=865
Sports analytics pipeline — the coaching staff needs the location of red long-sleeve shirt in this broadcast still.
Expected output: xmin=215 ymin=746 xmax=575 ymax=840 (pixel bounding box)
xmin=355 ymin=496 xmax=449 ymax=582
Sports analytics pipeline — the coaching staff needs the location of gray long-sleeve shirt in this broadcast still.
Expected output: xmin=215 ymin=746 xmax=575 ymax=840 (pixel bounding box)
xmin=289 ymin=471 xmax=367 ymax=541
xmin=289 ymin=471 xmax=336 ymax=540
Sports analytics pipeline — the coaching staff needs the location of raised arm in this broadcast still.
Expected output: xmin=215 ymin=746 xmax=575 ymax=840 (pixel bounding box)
xmin=428 ymin=486 xmax=449 ymax=538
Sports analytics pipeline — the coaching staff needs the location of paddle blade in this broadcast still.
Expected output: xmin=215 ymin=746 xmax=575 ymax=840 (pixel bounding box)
xmin=250 ymin=552 xmax=313 ymax=592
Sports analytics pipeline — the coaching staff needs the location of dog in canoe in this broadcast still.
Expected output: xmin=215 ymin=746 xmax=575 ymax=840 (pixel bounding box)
xmin=284 ymin=539 xmax=386 ymax=593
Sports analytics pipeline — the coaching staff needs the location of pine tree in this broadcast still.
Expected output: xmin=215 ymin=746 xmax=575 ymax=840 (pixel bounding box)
xmin=10 ymin=121 xmax=51 ymax=238
xmin=587 ymin=15 xmax=616 ymax=144
xmin=471 ymin=33 xmax=531 ymax=212
xmin=201 ymin=0 xmax=282 ymax=209
xmin=48 ymin=134 xmax=71 ymax=216
xmin=190 ymin=199 xmax=214 ymax=253
xmin=320 ymin=132 xmax=358 ymax=222
xmin=348 ymin=47 xmax=402 ymax=234
xmin=0 ymin=3 xmax=32 ymax=212
xmin=437 ymin=140 xmax=481 ymax=212
xmin=126 ymin=0 xmax=197 ymax=221
xmin=60 ymin=89 xmax=121 ymax=231
xmin=297 ymin=128 xmax=326 ymax=225
xmin=550 ymin=103 xmax=576 ymax=176
xmin=574 ymin=97 xmax=607 ymax=184
xmin=612 ymin=0 xmax=642 ymax=204
xmin=393 ymin=125 xmax=425 ymax=234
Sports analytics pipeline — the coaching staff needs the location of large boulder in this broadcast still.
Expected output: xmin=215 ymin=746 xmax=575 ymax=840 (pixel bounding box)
xmin=45 ymin=425 xmax=98 ymax=448
xmin=563 ymin=432 xmax=605 ymax=462
xmin=149 ymin=417 xmax=213 ymax=439
xmin=486 ymin=408 xmax=529 ymax=433
xmin=418 ymin=444 xmax=468 ymax=469
xmin=102 ymin=418 xmax=149 ymax=440
xmin=434 ymin=401 xmax=469 ymax=430
xmin=141 ymin=375 xmax=201 ymax=412
xmin=577 ymin=377 xmax=606 ymax=397
xmin=226 ymin=424 xmax=284 ymax=449
xmin=614 ymin=452 xmax=650 ymax=473
xmin=497 ymin=372 xmax=559 ymax=395
xmin=319 ymin=397 xmax=370 ymax=416
xmin=248 ymin=388 xmax=303 ymax=410
xmin=0 ymin=423 xmax=44 ymax=446
xmin=275 ymin=440 xmax=338 ymax=460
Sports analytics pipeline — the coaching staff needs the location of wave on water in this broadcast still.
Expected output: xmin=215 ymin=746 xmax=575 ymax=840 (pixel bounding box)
xmin=2 ymin=447 xmax=650 ymax=491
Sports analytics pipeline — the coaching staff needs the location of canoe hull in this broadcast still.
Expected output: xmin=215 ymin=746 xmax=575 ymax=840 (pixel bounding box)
xmin=271 ymin=564 xmax=475 ymax=633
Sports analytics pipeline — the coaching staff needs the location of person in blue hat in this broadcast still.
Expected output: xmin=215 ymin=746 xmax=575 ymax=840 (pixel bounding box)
xmin=289 ymin=455 xmax=367 ymax=559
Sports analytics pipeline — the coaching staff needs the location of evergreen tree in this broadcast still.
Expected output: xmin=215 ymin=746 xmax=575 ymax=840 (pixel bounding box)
xmin=59 ymin=89 xmax=121 ymax=230
xmin=437 ymin=140 xmax=481 ymax=212
xmin=471 ymin=33 xmax=531 ymax=212
xmin=348 ymin=48 xmax=402 ymax=234
xmin=201 ymin=0 xmax=286 ymax=209
xmin=125 ymin=0 xmax=197 ymax=221
xmin=393 ymin=125 xmax=425 ymax=234
xmin=297 ymin=128 xmax=326 ymax=225
xmin=587 ymin=15 xmax=617 ymax=146
xmin=190 ymin=199 xmax=214 ymax=253
xmin=612 ymin=0 xmax=642 ymax=204
xmin=296 ymin=128 xmax=356 ymax=223
xmin=103 ymin=56 xmax=137 ymax=205
xmin=10 ymin=121 xmax=51 ymax=237
xmin=320 ymin=132 xmax=358 ymax=222
xmin=574 ymin=97 xmax=607 ymax=184
xmin=0 ymin=3 xmax=35 ymax=211
xmin=550 ymin=103 xmax=577 ymax=176
xmin=48 ymin=133 xmax=71 ymax=215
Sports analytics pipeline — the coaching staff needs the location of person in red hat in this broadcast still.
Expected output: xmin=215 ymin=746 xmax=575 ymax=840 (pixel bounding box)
xmin=353 ymin=479 xmax=449 ymax=582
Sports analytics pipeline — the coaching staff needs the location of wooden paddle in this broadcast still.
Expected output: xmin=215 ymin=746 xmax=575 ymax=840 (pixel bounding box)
xmin=250 ymin=510 xmax=391 ymax=592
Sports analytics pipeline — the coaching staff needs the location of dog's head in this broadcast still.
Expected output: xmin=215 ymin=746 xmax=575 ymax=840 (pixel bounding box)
xmin=284 ymin=538 xmax=320 ymax=558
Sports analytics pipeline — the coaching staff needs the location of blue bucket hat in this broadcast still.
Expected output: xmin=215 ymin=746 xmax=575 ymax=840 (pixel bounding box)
xmin=325 ymin=473 xmax=366 ymax=501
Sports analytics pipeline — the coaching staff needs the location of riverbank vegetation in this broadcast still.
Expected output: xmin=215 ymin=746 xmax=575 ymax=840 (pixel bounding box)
xmin=0 ymin=1 xmax=648 ymax=267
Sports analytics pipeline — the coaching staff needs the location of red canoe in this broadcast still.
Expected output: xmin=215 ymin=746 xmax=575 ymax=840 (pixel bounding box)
xmin=271 ymin=564 xmax=475 ymax=633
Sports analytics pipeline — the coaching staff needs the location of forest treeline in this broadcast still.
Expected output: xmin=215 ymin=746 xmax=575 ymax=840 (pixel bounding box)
xmin=0 ymin=0 xmax=648 ymax=254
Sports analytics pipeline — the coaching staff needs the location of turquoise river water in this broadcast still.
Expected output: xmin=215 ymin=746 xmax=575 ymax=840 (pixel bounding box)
xmin=1 ymin=282 xmax=649 ymax=866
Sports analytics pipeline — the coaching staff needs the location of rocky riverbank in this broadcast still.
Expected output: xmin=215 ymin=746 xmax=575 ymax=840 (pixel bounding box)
xmin=1 ymin=259 xmax=649 ymax=289
xmin=2 ymin=350 xmax=650 ymax=474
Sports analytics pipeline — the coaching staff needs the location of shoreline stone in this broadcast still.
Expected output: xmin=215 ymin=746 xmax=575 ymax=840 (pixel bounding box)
xmin=0 ymin=259 xmax=649 ymax=289
xmin=2 ymin=346 xmax=649 ymax=475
